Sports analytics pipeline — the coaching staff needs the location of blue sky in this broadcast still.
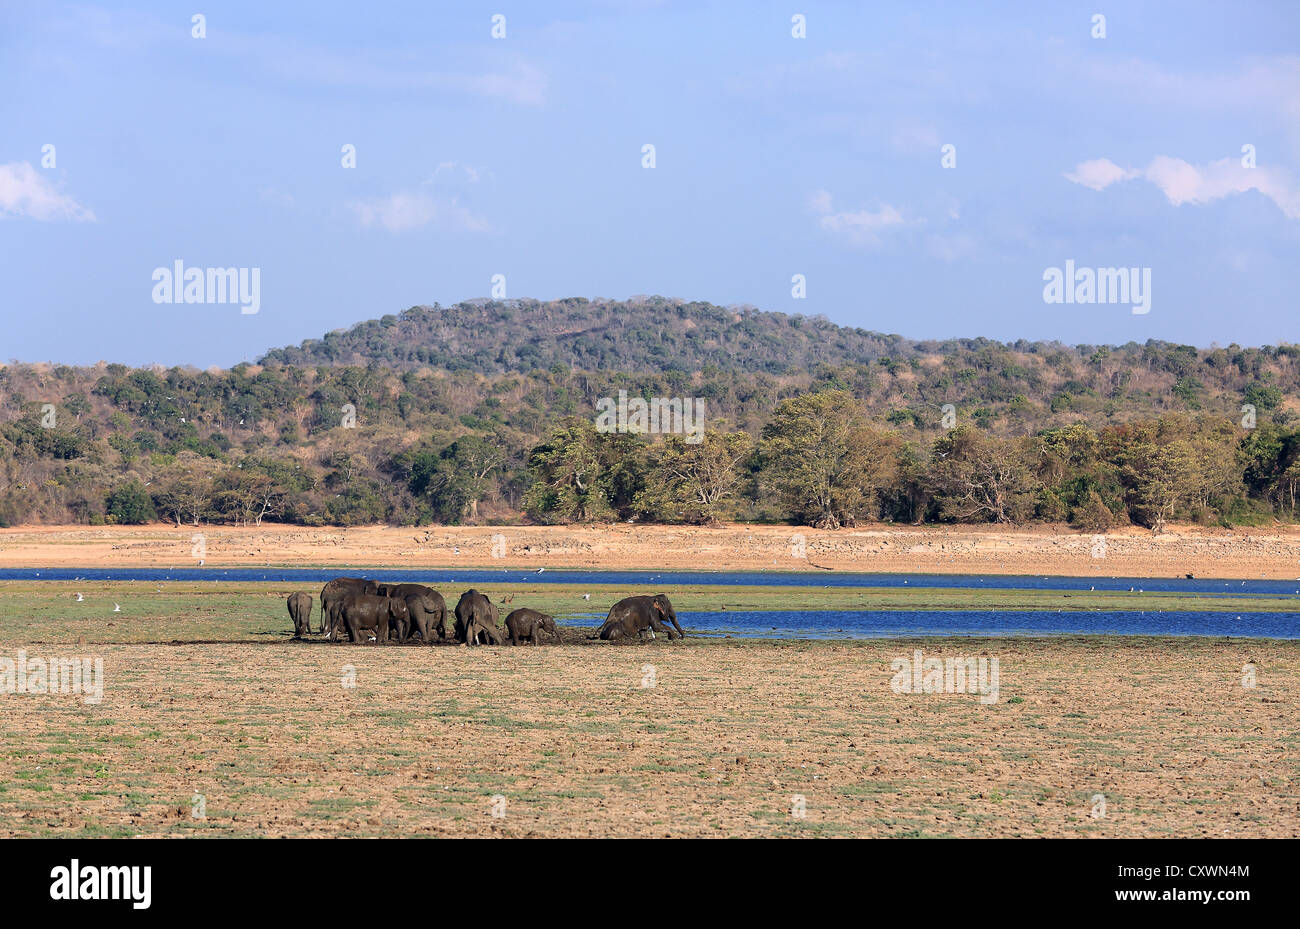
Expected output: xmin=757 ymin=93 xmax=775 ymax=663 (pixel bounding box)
xmin=2 ymin=1 xmax=1298 ymax=366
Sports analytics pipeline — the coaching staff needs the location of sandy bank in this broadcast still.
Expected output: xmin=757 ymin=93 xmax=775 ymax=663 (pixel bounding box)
xmin=3 ymin=522 xmax=1300 ymax=579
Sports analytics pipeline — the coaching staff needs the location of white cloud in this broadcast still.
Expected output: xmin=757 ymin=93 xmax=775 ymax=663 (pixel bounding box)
xmin=1063 ymin=158 xmax=1139 ymax=191
xmin=808 ymin=189 xmax=909 ymax=245
xmin=1065 ymin=155 xmax=1300 ymax=219
xmin=0 ymin=162 xmax=96 ymax=222
xmin=349 ymin=192 xmax=490 ymax=233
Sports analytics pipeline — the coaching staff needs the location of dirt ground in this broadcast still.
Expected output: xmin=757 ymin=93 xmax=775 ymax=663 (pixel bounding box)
xmin=4 ymin=522 xmax=1300 ymax=578
xmin=1 ymin=637 xmax=1295 ymax=838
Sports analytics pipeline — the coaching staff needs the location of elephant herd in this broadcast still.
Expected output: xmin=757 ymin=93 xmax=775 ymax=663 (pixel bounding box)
xmin=286 ymin=577 xmax=684 ymax=645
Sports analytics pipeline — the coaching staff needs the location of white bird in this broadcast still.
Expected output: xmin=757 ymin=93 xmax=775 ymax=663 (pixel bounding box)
xmin=74 ymin=593 xmax=84 ymax=602
xmin=537 ymin=568 xmax=545 ymax=573
xmin=453 ymin=547 xmax=460 ymax=555
xmin=582 ymin=594 xmax=591 ymax=601
xmin=113 ymin=604 xmax=121 ymax=613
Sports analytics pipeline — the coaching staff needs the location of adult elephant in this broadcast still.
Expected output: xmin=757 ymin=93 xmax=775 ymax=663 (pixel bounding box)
xmin=505 ymin=608 xmax=561 ymax=645
xmin=339 ymin=593 xmax=408 ymax=644
xmin=320 ymin=577 xmax=378 ymax=641
xmin=598 ymin=595 xmax=683 ymax=641
xmin=377 ymin=583 xmax=449 ymax=644
xmin=286 ymin=592 xmax=313 ymax=638
xmin=454 ymin=589 xmax=503 ymax=646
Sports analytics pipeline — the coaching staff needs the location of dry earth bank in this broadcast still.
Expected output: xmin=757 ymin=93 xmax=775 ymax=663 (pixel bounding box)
xmin=4 ymin=523 xmax=1300 ymax=578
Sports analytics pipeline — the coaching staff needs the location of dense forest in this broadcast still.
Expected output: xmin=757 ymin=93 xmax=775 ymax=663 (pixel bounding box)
xmin=3 ymin=297 xmax=1299 ymax=531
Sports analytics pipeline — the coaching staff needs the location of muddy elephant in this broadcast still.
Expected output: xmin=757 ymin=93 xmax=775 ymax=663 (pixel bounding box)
xmin=321 ymin=577 xmax=378 ymax=640
xmin=339 ymin=593 xmax=408 ymax=644
xmin=287 ymin=592 xmax=313 ymax=638
xmin=376 ymin=583 xmax=449 ymax=644
xmin=505 ymin=608 xmax=561 ymax=645
xmin=454 ymin=589 xmax=503 ymax=646
xmin=598 ymin=594 xmax=683 ymax=641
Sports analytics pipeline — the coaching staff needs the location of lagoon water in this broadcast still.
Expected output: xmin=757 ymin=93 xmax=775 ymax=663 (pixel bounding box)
xmin=6 ymin=568 xmax=1297 ymax=639
xmin=626 ymin=609 xmax=1300 ymax=640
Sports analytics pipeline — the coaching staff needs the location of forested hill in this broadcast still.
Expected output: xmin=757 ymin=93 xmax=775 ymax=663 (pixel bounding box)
xmin=4 ymin=296 xmax=1300 ymax=531
xmin=258 ymin=297 xmax=920 ymax=373
xmin=256 ymin=298 xmax=1300 ymax=416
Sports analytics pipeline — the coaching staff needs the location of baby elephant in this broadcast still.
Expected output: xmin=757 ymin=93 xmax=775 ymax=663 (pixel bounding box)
xmin=287 ymin=592 xmax=313 ymax=638
xmin=505 ymin=608 xmax=561 ymax=645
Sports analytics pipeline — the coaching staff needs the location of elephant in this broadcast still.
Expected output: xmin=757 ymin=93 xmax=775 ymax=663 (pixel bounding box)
xmin=597 ymin=595 xmax=683 ymax=641
xmin=505 ymin=608 xmax=561 ymax=645
xmin=286 ymin=591 xmax=313 ymax=638
xmin=320 ymin=577 xmax=378 ymax=641
xmin=454 ymin=589 xmax=503 ymax=646
xmin=376 ymin=583 xmax=449 ymax=644
xmin=339 ymin=593 xmax=408 ymax=644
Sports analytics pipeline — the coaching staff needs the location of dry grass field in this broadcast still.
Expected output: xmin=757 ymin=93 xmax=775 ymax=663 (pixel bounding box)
xmin=2 ymin=634 xmax=1295 ymax=838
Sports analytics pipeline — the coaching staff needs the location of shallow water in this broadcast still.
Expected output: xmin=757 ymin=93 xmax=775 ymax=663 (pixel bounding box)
xmin=6 ymin=568 xmax=1298 ymax=639
xmin=619 ymin=609 xmax=1300 ymax=640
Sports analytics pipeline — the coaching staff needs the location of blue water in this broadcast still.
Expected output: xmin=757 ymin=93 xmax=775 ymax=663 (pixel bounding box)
xmin=4 ymin=567 xmax=1300 ymax=597
xmin=7 ymin=568 xmax=1298 ymax=639
xmin=620 ymin=609 xmax=1300 ymax=640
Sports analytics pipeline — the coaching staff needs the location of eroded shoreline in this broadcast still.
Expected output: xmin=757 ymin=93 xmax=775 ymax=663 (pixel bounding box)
xmin=4 ymin=523 xmax=1300 ymax=579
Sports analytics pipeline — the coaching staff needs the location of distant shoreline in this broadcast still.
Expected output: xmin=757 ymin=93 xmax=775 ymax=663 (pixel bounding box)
xmin=4 ymin=523 xmax=1300 ymax=580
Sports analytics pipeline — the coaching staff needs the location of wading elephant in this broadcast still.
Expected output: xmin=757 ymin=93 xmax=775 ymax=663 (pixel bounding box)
xmin=376 ymin=583 xmax=449 ymax=644
xmin=286 ymin=591 xmax=313 ymax=638
xmin=505 ymin=608 xmax=561 ymax=645
xmin=339 ymin=593 xmax=408 ymax=644
xmin=597 ymin=595 xmax=683 ymax=641
xmin=454 ymin=589 xmax=503 ymax=646
xmin=320 ymin=577 xmax=378 ymax=640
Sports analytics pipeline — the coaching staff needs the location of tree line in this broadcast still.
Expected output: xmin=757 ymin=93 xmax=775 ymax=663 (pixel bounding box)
xmin=2 ymin=374 xmax=1296 ymax=530
xmin=2 ymin=298 xmax=1299 ymax=531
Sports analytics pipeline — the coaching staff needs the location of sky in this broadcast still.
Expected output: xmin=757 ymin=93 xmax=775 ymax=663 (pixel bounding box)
xmin=1 ymin=0 xmax=1298 ymax=367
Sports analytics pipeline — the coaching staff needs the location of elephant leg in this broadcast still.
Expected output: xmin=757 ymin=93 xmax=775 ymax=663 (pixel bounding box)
xmin=648 ymin=616 xmax=672 ymax=638
xmin=413 ymin=611 xmax=431 ymax=644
